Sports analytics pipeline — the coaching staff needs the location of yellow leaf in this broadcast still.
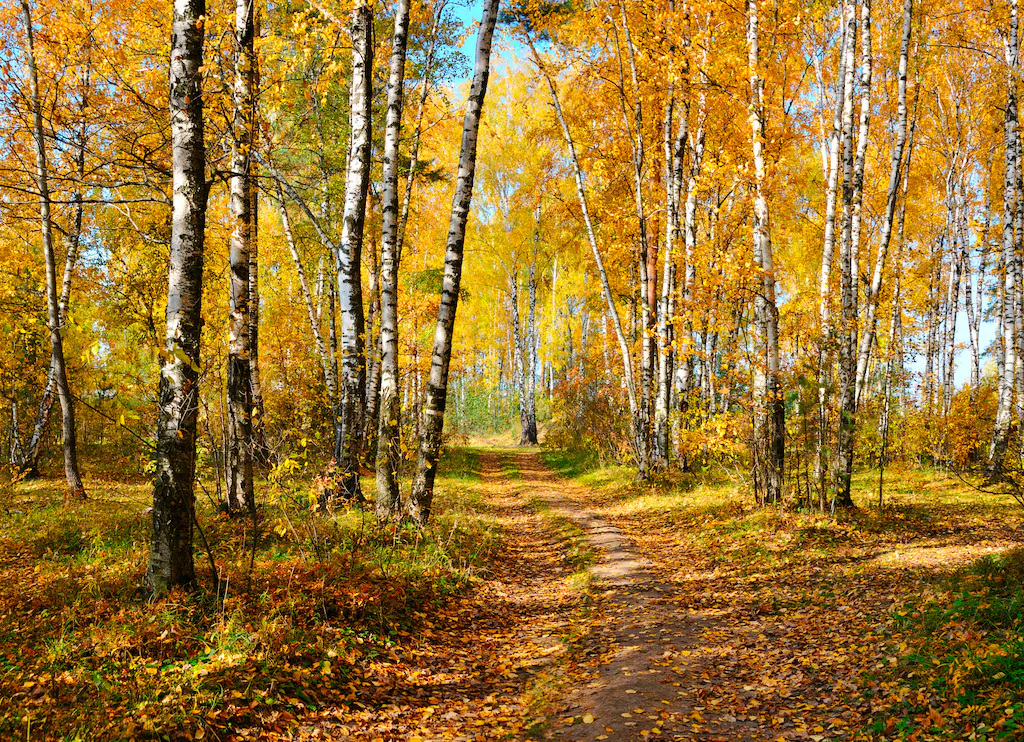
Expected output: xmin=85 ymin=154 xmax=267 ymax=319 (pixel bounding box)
xmin=582 ymin=714 xmax=595 ymax=724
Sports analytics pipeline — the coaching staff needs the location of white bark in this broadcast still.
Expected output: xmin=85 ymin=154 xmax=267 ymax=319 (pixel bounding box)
xmin=854 ymin=0 xmax=912 ymax=405
xmin=226 ymin=0 xmax=255 ymax=513
xmin=747 ymin=0 xmax=784 ymax=505
xmin=991 ymin=0 xmax=1020 ymax=470
xmin=376 ymin=0 xmax=412 ymax=518
xmin=332 ymin=1 xmax=373 ymax=504
xmin=150 ymin=0 xmax=207 ymax=592
xmin=527 ymin=36 xmax=642 ymax=461
xmin=408 ymin=0 xmax=499 ymax=525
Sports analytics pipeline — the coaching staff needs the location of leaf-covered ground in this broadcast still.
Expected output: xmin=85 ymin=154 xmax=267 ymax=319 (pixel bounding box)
xmin=2 ymin=447 xmax=1022 ymax=741
xmin=0 ymin=448 xmax=595 ymax=741
xmin=539 ymin=450 xmax=1024 ymax=742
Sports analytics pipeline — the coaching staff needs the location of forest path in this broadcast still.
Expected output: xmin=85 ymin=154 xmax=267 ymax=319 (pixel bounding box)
xmin=296 ymin=447 xmax=587 ymax=740
xmin=516 ymin=450 xmax=758 ymax=742
xmin=528 ymin=450 xmax=1024 ymax=742
xmin=295 ymin=447 xmax=1017 ymax=741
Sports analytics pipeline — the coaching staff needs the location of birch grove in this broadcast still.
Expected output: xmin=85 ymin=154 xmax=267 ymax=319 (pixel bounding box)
xmin=3 ymin=0 xmax=1024 ymax=591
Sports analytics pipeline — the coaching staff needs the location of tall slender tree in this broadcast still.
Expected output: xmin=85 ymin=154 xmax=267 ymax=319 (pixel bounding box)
xmin=149 ymin=0 xmax=207 ymax=592
xmin=225 ymin=0 xmax=256 ymax=514
xmin=746 ymin=0 xmax=784 ymax=505
xmin=333 ymin=0 xmax=373 ymax=504
xmin=376 ymin=0 xmax=412 ymax=519
xmin=817 ymin=4 xmax=854 ymax=501
xmin=527 ymin=35 xmax=643 ymax=473
xmin=19 ymin=0 xmax=86 ymax=501
xmin=991 ymin=0 xmax=1020 ymax=472
xmin=407 ymin=0 xmax=500 ymax=525
xmin=520 ymin=200 xmax=540 ymax=445
xmin=855 ymin=0 xmax=913 ymax=406
xmin=20 ymin=0 xmax=86 ymax=499
xmin=18 ymin=37 xmax=92 ymax=482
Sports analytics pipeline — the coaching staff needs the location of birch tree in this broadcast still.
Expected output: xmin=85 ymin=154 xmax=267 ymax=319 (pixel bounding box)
xmin=407 ymin=0 xmax=499 ymax=526
xmin=376 ymin=0 xmax=412 ymax=519
xmin=833 ymin=0 xmax=868 ymax=508
xmin=19 ymin=0 xmax=86 ymax=499
xmin=149 ymin=0 xmax=207 ymax=592
xmin=225 ymin=0 xmax=256 ymax=514
xmin=746 ymin=0 xmax=784 ymax=505
xmin=333 ymin=0 xmax=373 ymax=504
xmin=17 ymin=34 xmax=91 ymax=482
xmin=521 ymin=201 xmax=540 ymax=445
xmin=816 ymin=3 xmax=854 ymax=498
xmin=526 ymin=35 xmax=644 ymax=475
xmin=854 ymin=0 xmax=913 ymax=406
xmin=991 ymin=0 xmax=1020 ymax=471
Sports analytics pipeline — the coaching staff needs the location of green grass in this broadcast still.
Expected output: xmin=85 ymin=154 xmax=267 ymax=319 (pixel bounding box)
xmin=897 ymin=549 xmax=1024 ymax=698
xmin=437 ymin=445 xmax=482 ymax=481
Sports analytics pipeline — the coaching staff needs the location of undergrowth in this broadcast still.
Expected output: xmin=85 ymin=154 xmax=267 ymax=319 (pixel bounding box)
xmin=881 ymin=549 xmax=1024 ymax=740
xmin=0 ymin=448 xmax=497 ymax=741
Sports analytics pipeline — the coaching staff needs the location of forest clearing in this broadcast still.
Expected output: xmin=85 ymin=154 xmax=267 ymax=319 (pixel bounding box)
xmin=4 ymin=0 xmax=1024 ymax=738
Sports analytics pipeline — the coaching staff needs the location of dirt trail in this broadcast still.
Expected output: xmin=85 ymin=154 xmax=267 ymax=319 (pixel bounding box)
xmin=514 ymin=451 xmax=755 ymax=742
xmin=295 ymin=449 xmax=584 ymax=740
xmin=303 ymin=447 xmax=873 ymax=741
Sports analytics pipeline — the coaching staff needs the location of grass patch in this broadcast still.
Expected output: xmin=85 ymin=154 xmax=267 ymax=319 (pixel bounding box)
xmin=863 ymin=548 xmax=1024 ymax=739
xmin=528 ymin=497 xmax=596 ymax=580
xmin=539 ymin=445 xmax=600 ymax=479
xmin=891 ymin=549 xmax=1024 ymax=717
xmin=437 ymin=445 xmax=482 ymax=481
xmin=0 ymin=447 xmax=498 ymax=740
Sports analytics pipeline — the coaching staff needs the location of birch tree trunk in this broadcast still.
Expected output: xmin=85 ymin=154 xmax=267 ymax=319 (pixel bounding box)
xmin=509 ymin=268 xmax=530 ymax=443
xmin=854 ymin=0 xmax=912 ymax=406
xmin=149 ymin=0 xmax=207 ymax=592
xmin=747 ymin=0 xmax=784 ymax=505
xmin=816 ymin=2 xmax=854 ymax=502
xmin=363 ymin=226 xmax=382 ymax=459
xmin=654 ymin=88 xmax=683 ymax=468
xmin=832 ymin=0 xmax=864 ymax=508
xmin=942 ymin=214 xmax=963 ymax=416
xmin=249 ymin=152 xmax=268 ymax=464
xmin=524 ymin=210 xmax=539 ymax=445
xmin=991 ymin=0 xmax=1019 ymax=471
xmin=966 ymin=188 xmax=990 ymax=398
xmin=407 ymin=0 xmax=499 ymax=525
xmin=615 ymin=3 xmax=653 ymax=477
xmin=376 ymin=0 xmax=411 ymax=519
xmin=225 ymin=0 xmax=255 ymax=514
xmin=20 ymin=0 xmax=86 ymax=499
xmin=680 ymin=62 xmax=707 ymax=413
xmin=332 ymin=1 xmax=373 ymax=504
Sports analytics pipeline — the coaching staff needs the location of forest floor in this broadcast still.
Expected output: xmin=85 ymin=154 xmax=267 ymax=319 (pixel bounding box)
xmin=532 ymin=449 xmax=1024 ymax=742
xmin=1 ymin=445 xmax=1023 ymax=741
